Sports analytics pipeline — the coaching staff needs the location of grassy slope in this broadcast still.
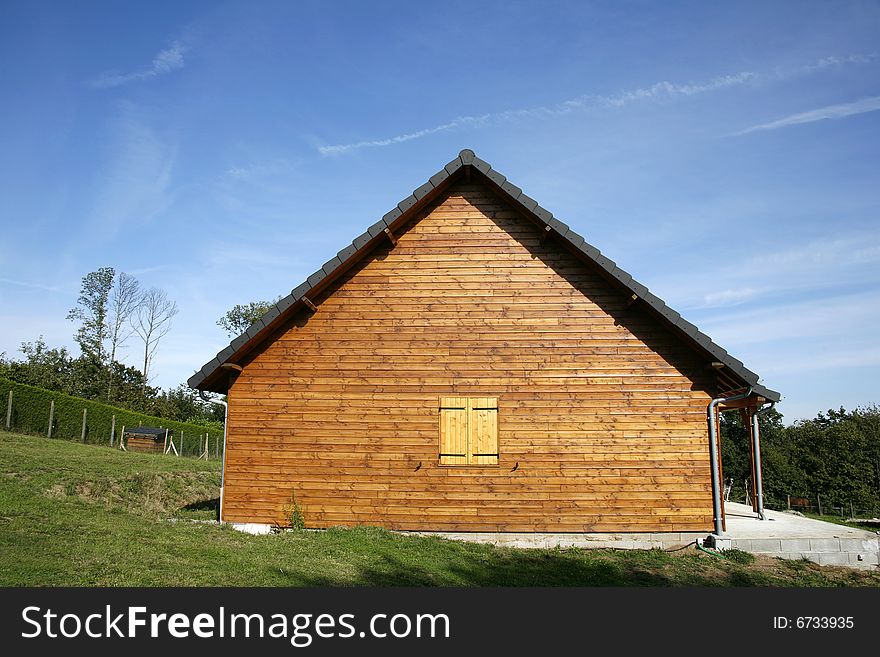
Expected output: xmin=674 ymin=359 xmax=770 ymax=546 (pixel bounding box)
xmin=1 ymin=431 xmax=878 ymax=587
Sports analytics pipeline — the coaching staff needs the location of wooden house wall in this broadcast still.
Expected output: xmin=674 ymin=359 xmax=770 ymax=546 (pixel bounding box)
xmin=222 ymin=180 xmax=715 ymax=532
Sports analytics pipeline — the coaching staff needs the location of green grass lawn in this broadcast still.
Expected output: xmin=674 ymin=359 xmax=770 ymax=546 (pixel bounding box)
xmin=1 ymin=430 xmax=878 ymax=587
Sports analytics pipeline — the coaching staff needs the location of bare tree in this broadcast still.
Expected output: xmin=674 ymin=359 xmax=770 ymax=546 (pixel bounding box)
xmin=107 ymin=271 xmax=141 ymax=399
xmin=132 ymin=287 xmax=178 ymax=396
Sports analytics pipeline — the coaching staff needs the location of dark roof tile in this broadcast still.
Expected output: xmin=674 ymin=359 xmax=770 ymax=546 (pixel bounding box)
xmin=291 ymin=282 xmax=310 ymax=299
xmin=413 ymin=182 xmax=434 ymax=200
xmin=382 ymin=207 xmax=403 ymax=225
xmin=352 ymin=232 xmax=372 ymax=250
xmin=367 ymin=218 xmax=388 ymax=238
xmin=322 ymin=256 xmax=342 ymax=275
xmin=337 ymin=244 xmax=358 ymax=263
xmin=230 ymin=333 xmax=249 ymax=351
xmin=429 ymin=169 xmax=450 ymax=187
xmin=609 ymin=268 xmax=633 ymax=287
xmin=444 ymin=158 xmax=462 ymax=174
xmin=397 ymin=195 xmax=417 ymax=213
xmin=501 ymin=181 xmax=523 ymax=198
xmin=190 ymin=148 xmax=779 ymax=401
xmin=593 ymin=253 xmax=616 ymax=270
xmin=486 ymin=169 xmax=506 ymax=186
xmin=579 ymin=242 xmax=601 ymax=259
xmin=534 ymin=207 xmax=554 ymax=223
xmin=245 ymin=319 xmax=265 ymax=339
xmin=516 ymin=193 xmax=539 ymax=212
xmin=471 ymin=156 xmax=492 ymax=175
xmin=274 ymin=294 xmax=297 ymax=313
xmin=306 ymin=269 xmax=326 ymax=288
xmin=259 ymin=305 xmax=280 ymax=326
xmin=629 ymin=281 xmax=649 ymax=298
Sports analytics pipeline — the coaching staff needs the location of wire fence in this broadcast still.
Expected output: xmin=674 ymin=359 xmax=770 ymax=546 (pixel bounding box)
xmin=2 ymin=379 xmax=224 ymax=461
xmin=775 ymin=497 xmax=880 ymax=521
xmin=725 ymin=479 xmax=880 ymax=521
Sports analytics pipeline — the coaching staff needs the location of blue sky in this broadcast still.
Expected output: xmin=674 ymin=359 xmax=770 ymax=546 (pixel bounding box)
xmin=1 ymin=1 xmax=878 ymax=422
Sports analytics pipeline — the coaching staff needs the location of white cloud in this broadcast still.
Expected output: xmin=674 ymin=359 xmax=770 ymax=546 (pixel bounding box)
xmin=224 ymin=158 xmax=302 ymax=181
xmin=733 ymin=95 xmax=880 ymax=135
xmin=0 ymin=277 xmax=64 ymax=293
xmin=759 ymin=345 xmax=880 ymax=375
xmin=653 ymin=230 xmax=880 ymax=311
xmin=702 ymin=288 xmax=759 ymax=308
xmin=318 ymin=53 xmax=877 ymax=155
xmin=697 ymin=290 xmax=880 ymax=347
xmin=740 ymin=233 xmax=880 ymax=280
xmin=88 ymin=41 xmax=186 ymax=89
xmin=88 ymin=103 xmax=176 ymax=240
xmin=319 ymin=72 xmax=756 ymax=156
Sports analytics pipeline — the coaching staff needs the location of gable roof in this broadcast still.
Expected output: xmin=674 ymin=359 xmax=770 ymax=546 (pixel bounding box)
xmin=189 ymin=149 xmax=780 ymax=402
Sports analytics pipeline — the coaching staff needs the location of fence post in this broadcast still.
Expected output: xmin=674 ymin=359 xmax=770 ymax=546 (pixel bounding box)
xmin=787 ymin=494 xmax=791 ymax=510
xmin=5 ymin=390 xmax=11 ymax=430
xmin=180 ymin=430 xmax=184 ymax=457
xmin=47 ymin=400 xmax=54 ymax=438
xmin=81 ymin=408 xmax=87 ymax=443
xmin=817 ymin=494 xmax=823 ymax=516
xmin=215 ymin=435 xmax=219 ymax=459
xmin=110 ymin=415 xmax=116 ymax=447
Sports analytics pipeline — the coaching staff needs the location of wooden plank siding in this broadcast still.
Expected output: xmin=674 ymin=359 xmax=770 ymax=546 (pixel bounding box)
xmin=222 ymin=180 xmax=715 ymax=532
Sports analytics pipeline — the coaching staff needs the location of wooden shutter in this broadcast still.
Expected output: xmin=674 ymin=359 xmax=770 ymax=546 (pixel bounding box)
xmin=439 ymin=397 xmax=468 ymax=465
xmin=468 ymin=397 xmax=498 ymax=465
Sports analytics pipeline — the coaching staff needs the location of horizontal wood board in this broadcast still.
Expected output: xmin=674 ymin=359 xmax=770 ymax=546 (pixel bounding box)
xmin=223 ymin=181 xmax=715 ymax=532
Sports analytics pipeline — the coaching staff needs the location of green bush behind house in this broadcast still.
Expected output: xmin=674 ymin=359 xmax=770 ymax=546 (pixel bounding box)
xmin=0 ymin=377 xmax=224 ymax=458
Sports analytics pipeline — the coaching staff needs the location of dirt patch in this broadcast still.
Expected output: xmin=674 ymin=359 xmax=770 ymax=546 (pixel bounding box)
xmin=67 ymin=471 xmax=220 ymax=517
xmin=45 ymin=484 xmax=67 ymax=499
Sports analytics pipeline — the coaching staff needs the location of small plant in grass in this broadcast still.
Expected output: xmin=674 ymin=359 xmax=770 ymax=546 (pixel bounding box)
xmin=720 ymin=548 xmax=755 ymax=565
xmin=284 ymin=491 xmax=305 ymax=530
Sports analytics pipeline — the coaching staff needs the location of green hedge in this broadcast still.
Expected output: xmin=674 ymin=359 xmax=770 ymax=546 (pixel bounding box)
xmin=0 ymin=377 xmax=224 ymax=458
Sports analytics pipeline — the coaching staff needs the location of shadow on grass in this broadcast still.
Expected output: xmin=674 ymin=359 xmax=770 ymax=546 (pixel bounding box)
xmin=181 ymin=497 xmax=220 ymax=512
xmin=279 ymin=551 xmax=678 ymax=587
xmin=257 ymin=528 xmax=771 ymax=587
xmin=176 ymin=497 xmax=219 ymax=520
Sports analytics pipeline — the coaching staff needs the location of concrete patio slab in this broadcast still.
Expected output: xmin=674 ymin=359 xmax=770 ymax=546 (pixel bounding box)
xmin=723 ymin=502 xmax=879 ymax=570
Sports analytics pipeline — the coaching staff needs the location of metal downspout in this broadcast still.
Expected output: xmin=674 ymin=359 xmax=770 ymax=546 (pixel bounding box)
xmin=199 ymin=391 xmax=229 ymax=523
xmin=707 ymin=387 xmax=753 ymax=537
xmin=752 ymin=401 xmax=776 ymax=521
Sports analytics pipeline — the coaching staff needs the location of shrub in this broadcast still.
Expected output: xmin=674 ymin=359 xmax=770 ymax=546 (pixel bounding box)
xmin=285 ymin=491 xmax=306 ymax=530
xmin=0 ymin=377 xmax=223 ymax=458
xmin=721 ymin=548 xmax=756 ymax=565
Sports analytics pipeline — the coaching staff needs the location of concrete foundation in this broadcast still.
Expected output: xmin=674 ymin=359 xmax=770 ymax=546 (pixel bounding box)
xmin=409 ymin=530 xmax=706 ymax=550
xmin=231 ymin=522 xmax=274 ymax=535
xmin=228 ymin=503 xmax=880 ymax=570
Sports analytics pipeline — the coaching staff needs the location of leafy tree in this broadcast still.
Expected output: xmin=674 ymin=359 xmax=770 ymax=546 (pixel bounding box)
xmin=217 ymin=298 xmax=280 ymax=337
xmin=67 ymin=267 xmax=115 ymax=367
xmin=7 ymin=337 xmax=75 ymax=393
xmin=132 ymin=287 xmax=178 ymax=396
xmin=106 ymin=360 xmax=158 ymax=410
xmin=152 ymin=384 xmax=224 ymax=425
xmin=722 ymin=405 xmax=880 ymax=512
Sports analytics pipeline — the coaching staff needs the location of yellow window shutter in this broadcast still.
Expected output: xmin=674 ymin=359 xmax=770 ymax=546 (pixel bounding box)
xmin=468 ymin=397 xmax=498 ymax=465
xmin=439 ymin=397 xmax=468 ymax=465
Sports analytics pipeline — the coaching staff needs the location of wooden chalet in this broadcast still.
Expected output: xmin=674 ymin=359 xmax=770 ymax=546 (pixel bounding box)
xmin=189 ymin=149 xmax=780 ymax=535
